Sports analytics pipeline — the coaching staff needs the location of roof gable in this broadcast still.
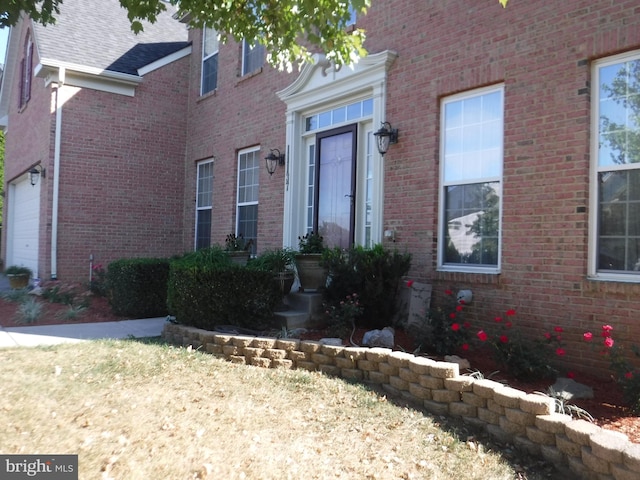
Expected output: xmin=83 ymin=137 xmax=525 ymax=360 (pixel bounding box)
xmin=33 ymin=0 xmax=189 ymax=75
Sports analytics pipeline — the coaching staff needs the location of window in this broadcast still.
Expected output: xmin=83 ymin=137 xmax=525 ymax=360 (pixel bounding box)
xmin=592 ymin=52 xmax=640 ymax=277
xmin=201 ymin=28 xmax=219 ymax=95
xmin=439 ymin=86 xmax=504 ymax=271
xmin=237 ymin=148 xmax=260 ymax=254
xmin=19 ymin=33 xmax=33 ymax=108
xmin=195 ymin=160 xmax=214 ymax=250
xmin=347 ymin=5 xmax=357 ymax=26
xmin=242 ymin=40 xmax=265 ymax=76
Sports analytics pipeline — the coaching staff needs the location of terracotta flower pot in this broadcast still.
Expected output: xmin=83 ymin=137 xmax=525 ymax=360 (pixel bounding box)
xmin=7 ymin=273 xmax=30 ymax=289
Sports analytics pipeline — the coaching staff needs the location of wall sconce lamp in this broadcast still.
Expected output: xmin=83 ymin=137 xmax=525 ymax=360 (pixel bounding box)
xmin=29 ymin=165 xmax=45 ymax=186
xmin=265 ymin=148 xmax=286 ymax=176
xmin=373 ymin=121 xmax=399 ymax=156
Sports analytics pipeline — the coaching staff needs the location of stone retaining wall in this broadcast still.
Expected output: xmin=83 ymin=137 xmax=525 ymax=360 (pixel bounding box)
xmin=162 ymin=324 xmax=640 ymax=480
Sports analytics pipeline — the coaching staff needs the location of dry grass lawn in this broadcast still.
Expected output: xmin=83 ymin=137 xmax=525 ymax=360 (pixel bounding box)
xmin=0 ymin=339 xmax=557 ymax=479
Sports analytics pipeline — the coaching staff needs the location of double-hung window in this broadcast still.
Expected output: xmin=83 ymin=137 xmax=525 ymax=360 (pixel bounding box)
xmin=242 ymin=40 xmax=265 ymax=76
xmin=439 ymin=85 xmax=504 ymax=271
xmin=201 ymin=28 xmax=219 ymax=95
xmin=237 ymin=148 xmax=260 ymax=254
xmin=195 ymin=160 xmax=214 ymax=250
xmin=592 ymin=51 xmax=640 ymax=277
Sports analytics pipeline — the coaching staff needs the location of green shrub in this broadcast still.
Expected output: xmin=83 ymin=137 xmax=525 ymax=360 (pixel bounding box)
xmin=321 ymin=244 xmax=411 ymax=329
xmin=167 ymin=246 xmax=281 ymax=331
xmin=490 ymin=335 xmax=558 ymax=381
xmin=107 ymin=258 xmax=171 ymax=318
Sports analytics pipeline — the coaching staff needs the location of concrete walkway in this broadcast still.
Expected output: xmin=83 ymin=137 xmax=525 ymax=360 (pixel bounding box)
xmin=0 ymin=274 xmax=167 ymax=348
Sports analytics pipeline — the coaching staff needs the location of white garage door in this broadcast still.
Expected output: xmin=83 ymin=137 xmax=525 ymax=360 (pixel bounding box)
xmin=7 ymin=178 xmax=40 ymax=277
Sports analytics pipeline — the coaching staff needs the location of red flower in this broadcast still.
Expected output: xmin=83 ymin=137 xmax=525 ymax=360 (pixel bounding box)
xmin=583 ymin=332 xmax=593 ymax=342
xmin=462 ymin=343 xmax=469 ymax=351
xmin=567 ymin=372 xmax=575 ymax=379
xmin=604 ymin=337 xmax=614 ymax=348
xmin=554 ymin=326 xmax=563 ymax=333
xmin=499 ymin=335 xmax=509 ymax=344
xmin=406 ymin=280 xmax=414 ymax=288
xmin=459 ymin=300 xmax=466 ymax=305
xmin=444 ymin=289 xmax=453 ymax=295
xmin=556 ymin=348 xmax=566 ymax=356
xmin=543 ymin=332 xmax=551 ymax=340
xmin=456 ymin=305 xmax=464 ymax=312
xmin=602 ymin=324 xmax=613 ymax=332
xmin=463 ymin=322 xmax=471 ymax=329
xmin=505 ymin=309 xmax=516 ymax=316
xmin=449 ymin=313 xmax=456 ymax=320
xmin=505 ymin=321 xmax=512 ymax=328
xmin=625 ymin=372 xmax=634 ymax=379
xmin=477 ymin=330 xmax=488 ymax=342
xmin=494 ymin=316 xmax=502 ymax=323
xmin=601 ymin=330 xmax=612 ymax=338
xmin=451 ymin=323 xmax=460 ymax=331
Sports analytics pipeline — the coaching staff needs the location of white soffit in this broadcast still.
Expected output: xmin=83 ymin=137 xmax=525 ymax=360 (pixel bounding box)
xmin=35 ymin=59 xmax=142 ymax=97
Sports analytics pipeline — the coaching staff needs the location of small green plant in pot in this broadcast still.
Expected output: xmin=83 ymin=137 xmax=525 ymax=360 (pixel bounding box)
xmin=295 ymin=232 xmax=327 ymax=292
xmin=250 ymin=248 xmax=296 ymax=299
xmin=225 ymin=233 xmax=253 ymax=265
xmin=5 ymin=265 xmax=33 ymax=290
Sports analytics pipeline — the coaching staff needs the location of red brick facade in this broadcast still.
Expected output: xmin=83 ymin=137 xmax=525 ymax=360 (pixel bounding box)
xmin=3 ymin=1 xmax=640 ymax=374
xmin=1 ymin=18 xmax=189 ymax=281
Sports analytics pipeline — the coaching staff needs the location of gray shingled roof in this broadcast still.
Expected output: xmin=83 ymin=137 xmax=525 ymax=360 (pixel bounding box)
xmin=33 ymin=0 xmax=189 ymax=75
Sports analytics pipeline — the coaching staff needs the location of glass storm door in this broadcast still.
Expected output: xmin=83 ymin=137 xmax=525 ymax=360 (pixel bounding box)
xmin=315 ymin=125 xmax=357 ymax=249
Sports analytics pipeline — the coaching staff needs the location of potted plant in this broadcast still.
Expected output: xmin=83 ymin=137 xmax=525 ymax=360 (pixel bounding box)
xmin=295 ymin=232 xmax=328 ymax=292
xmin=5 ymin=265 xmax=33 ymax=289
xmin=250 ymin=248 xmax=296 ymax=307
xmin=224 ymin=233 xmax=253 ymax=265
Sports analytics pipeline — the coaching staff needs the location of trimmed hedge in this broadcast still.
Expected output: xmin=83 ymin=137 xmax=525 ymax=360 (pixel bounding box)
xmin=107 ymin=258 xmax=171 ymax=318
xmin=167 ymin=247 xmax=281 ymax=331
xmin=321 ymin=244 xmax=411 ymax=329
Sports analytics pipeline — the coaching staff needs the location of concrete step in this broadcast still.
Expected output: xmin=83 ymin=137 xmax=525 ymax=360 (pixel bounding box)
xmin=274 ymin=291 xmax=326 ymax=330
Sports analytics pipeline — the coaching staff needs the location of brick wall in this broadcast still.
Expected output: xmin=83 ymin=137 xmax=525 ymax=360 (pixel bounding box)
xmin=2 ymin=17 xmax=190 ymax=282
xmin=181 ymin=0 xmax=640 ymax=375
xmin=52 ymin=57 xmax=190 ymax=280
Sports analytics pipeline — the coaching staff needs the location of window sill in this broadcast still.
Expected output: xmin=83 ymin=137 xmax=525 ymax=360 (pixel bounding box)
xmin=236 ymin=67 xmax=263 ymax=84
xmin=586 ymin=273 xmax=640 ymax=284
xmin=197 ymin=89 xmax=217 ymax=103
xmin=435 ymin=268 xmax=501 ymax=285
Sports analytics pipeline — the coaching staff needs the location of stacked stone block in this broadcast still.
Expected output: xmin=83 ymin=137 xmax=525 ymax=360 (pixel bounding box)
xmin=163 ymin=324 xmax=640 ymax=478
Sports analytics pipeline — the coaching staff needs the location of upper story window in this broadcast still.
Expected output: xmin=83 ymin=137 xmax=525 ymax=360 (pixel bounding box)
xmin=201 ymin=27 xmax=219 ymax=95
xmin=591 ymin=51 xmax=640 ymax=279
xmin=347 ymin=5 xmax=357 ymax=26
xmin=19 ymin=33 xmax=34 ymax=108
xmin=439 ymin=85 xmax=504 ymax=272
xmin=242 ymin=40 xmax=265 ymax=76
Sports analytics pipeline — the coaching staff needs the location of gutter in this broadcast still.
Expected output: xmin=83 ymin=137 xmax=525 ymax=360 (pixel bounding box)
xmin=51 ymin=67 xmax=65 ymax=279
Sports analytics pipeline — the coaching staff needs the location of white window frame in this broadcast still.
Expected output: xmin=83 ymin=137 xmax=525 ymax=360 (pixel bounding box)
xmin=201 ymin=28 xmax=219 ymax=95
xmin=589 ymin=50 xmax=640 ymax=282
xmin=236 ymin=147 xmax=260 ymax=253
xmin=242 ymin=40 xmax=265 ymax=76
xmin=195 ymin=159 xmax=214 ymax=250
xmin=438 ymin=84 xmax=504 ymax=273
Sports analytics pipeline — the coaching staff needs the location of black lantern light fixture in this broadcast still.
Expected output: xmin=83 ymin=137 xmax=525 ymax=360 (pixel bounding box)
xmin=265 ymin=148 xmax=286 ymax=176
xmin=373 ymin=121 xmax=399 ymax=156
xmin=29 ymin=165 xmax=45 ymax=186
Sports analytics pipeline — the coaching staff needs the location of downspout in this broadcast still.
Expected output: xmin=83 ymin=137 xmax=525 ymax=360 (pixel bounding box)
xmin=50 ymin=67 xmax=64 ymax=279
